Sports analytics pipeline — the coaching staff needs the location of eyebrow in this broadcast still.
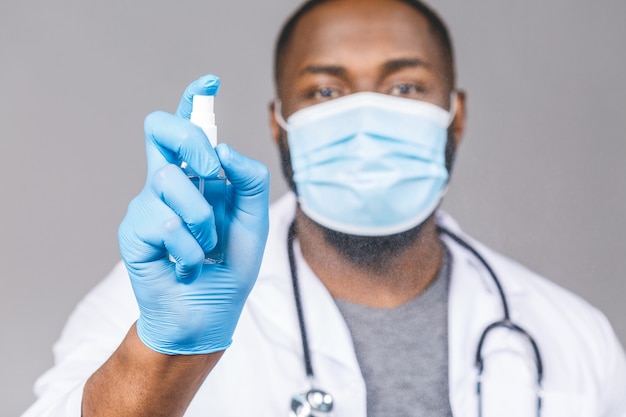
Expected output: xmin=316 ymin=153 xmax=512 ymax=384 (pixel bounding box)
xmin=299 ymin=58 xmax=430 ymax=78
xmin=382 ymin=58 xmax=430 ymax=73
xmin=299 ymin=65 xmax=347 ymax=77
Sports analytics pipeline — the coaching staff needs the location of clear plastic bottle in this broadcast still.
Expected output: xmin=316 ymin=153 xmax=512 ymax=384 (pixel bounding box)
xmin=186 ymin=173 xmax=226 ymax=264
xmin=187 ymin=95 xmax=226 ymax=264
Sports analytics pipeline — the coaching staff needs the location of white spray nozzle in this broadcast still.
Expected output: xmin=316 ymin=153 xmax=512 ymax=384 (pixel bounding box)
xmin=190 ymin=95 xmax=217 ymax=147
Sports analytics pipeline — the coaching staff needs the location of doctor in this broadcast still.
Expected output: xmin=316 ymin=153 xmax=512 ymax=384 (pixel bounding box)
xmin=23 ymin=0 xmax=626 ymax=416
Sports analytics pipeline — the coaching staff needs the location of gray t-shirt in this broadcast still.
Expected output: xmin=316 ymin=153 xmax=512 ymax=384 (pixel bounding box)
xmin=334 ymin=248 xmax=453 ymax=417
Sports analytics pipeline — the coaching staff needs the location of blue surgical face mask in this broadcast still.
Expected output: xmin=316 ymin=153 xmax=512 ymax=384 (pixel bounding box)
xmin=275 ymin=92 xmax=455 ymax=236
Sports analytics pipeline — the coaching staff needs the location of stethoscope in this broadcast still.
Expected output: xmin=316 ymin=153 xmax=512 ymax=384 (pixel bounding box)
xmin=287 ymin=220 xmax=544 ymax=417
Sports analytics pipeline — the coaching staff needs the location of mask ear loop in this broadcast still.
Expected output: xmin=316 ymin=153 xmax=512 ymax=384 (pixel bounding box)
xmin=447 ymin=90 xmax=458 ymax=127
xmin=273 ymin=99 xmax=291 ymax=131
xmin=438 ymin=90 xmax=459 ymax=197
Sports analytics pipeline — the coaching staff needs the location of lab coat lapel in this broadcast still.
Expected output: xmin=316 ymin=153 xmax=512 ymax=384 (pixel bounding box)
xmin=446 ymin=231 xmax=500 ymax=416
xmin=252 ymin=194 xmax=361 ymax=376
xmin=293 ymin=239 xmax=363 ymax=377
xmin=248 ymin=194 xmax=367 ymax=415
xmin=441 ymin=214 xmax=537 ymax=417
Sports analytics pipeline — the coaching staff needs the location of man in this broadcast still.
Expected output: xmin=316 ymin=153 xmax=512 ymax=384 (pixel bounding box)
xmin=23 ymin=0 xmax=626 ymax=416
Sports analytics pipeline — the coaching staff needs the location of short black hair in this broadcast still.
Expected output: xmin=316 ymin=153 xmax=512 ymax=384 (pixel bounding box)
xmin=273 ymin=0 xmax=455 ymax=90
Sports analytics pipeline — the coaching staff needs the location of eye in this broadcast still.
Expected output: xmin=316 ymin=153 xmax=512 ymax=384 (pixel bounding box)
xmin=387 ymin=83 xmax=427 ymax=98
xmin=312 ymin=86 xmax=340 ymax=101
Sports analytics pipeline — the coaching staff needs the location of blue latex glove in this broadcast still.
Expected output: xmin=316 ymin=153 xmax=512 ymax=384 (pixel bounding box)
xmin=118 ymin=74 xmax=270 ymax=354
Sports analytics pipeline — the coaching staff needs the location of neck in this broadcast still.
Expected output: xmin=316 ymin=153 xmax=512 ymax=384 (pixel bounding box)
xmin=295 ymin=209 xmax=444 ymax=308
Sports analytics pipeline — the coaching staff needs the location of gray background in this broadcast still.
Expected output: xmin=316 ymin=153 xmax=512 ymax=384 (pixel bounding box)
xmin=1 ymin=0 xmax=624 ymax=414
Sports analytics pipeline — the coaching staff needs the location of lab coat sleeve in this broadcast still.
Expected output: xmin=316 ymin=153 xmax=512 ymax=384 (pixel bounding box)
xmin=21 ymin=262 xmax=139 ymax=417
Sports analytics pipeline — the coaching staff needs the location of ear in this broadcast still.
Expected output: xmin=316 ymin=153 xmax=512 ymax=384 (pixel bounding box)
xmin=268 ymin=100 xmax=281 ymax=145
xmin=451 ymin=90 xmax=467 ymax=147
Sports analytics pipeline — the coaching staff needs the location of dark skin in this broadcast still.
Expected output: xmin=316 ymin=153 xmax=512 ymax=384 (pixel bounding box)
xmin=83 ymin=324 xmax=223 ymax=417
xmin=83 ymin=0 xmax=466 ymax=415
xmin=270 ymin=0 xmax=467 ymax=308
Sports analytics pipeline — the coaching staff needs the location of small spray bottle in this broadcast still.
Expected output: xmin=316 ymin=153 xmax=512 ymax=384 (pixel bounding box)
xmin=187 ymin=94 xmax=227 ymax=264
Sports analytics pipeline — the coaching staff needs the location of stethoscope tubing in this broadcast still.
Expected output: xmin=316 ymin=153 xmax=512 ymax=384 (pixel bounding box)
xmin=438 ymin=225 xmax=544 ymax=416
xmin=287 ymin=220 xmax=315 ymax=379
xmin=287 ymin=220 xmax=544 ymax=416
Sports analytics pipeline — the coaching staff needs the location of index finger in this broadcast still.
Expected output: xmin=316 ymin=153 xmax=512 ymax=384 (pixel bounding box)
xmin=175 ymin=74 xmax=221 ymax=120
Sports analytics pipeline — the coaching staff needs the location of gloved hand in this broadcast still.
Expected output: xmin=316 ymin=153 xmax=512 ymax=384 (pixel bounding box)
xmin=118 ymin=74 xmax=270 ymax=354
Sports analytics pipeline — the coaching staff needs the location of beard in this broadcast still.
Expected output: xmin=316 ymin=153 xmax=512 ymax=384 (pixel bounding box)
xmin=316 ymin=218 xmax=431 ymax=273
xmin=278 ymin=129 xmax=456 ymax=271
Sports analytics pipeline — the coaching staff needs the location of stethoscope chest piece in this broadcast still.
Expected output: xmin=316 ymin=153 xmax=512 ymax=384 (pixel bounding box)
xmin=290 ymin=388 xmax=334 ymax=417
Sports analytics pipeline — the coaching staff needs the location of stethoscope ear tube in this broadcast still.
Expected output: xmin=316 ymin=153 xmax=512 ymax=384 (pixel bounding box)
xmin=288 ymin=221 xmax=335 ymax=416
xmin=288 ymin=221 xmax=315 ymax=379
xmin=438 ymin=225 xmax=544 ymax=416
xmin=437 ymin=226 xmax=511 ymax=319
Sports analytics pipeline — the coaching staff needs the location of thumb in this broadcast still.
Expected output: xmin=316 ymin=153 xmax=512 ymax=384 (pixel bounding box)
xmin=217 ymin=144 xmax=270 ymax=223
xmin=175 ymin=74 xmax=221 ymax=120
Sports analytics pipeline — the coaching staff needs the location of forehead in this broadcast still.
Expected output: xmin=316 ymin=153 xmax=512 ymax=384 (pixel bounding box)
xmin=279 ymin=0 xmax=447 ymax=83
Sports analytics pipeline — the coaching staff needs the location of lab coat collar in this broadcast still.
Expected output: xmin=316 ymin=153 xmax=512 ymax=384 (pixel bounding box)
xmin=436 ymin=211 xmax=527 ymax=297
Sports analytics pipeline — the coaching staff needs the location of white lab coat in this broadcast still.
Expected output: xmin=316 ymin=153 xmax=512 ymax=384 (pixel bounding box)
xmin=23 ymin=193 xmax=626 ymax=417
